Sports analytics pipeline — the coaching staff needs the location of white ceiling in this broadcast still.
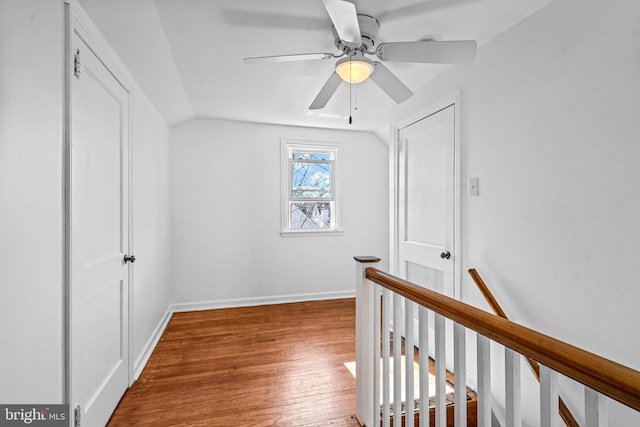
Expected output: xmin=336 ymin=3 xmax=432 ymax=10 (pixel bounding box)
xmin=78 ymin=0 xmax=555 ymax=132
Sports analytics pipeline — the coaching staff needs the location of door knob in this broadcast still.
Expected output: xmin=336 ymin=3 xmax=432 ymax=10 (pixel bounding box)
xmin=124 ymin=255 xmax=136 ymax=263
xmin=440 ymin=251 xmax=451 ymax=260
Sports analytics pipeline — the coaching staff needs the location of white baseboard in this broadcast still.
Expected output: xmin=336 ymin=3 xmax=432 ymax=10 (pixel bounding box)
xmin=131 ymin=290 xmax=355 ymax=380
xmin=133 ymin=307 xmax=173 ymax=380
xmin=171 ymin=290 xmax=355 ymax=313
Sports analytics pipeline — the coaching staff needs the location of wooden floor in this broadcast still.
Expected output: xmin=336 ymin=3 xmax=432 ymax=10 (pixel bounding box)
xmin=107 ymin=299 xmax=361 ymax=427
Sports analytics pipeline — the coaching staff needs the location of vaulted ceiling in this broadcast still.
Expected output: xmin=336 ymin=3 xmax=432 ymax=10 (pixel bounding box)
xmin=78 ymin=0 xmax=555 ymax=132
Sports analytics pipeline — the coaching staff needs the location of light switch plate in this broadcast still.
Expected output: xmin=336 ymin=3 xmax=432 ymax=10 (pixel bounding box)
xmin=469 ymin=177 xmax=479 ymax=197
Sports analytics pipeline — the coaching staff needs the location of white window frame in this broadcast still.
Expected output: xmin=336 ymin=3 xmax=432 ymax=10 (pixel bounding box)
xmin=280 ymin=139 xmax=342 ymax=236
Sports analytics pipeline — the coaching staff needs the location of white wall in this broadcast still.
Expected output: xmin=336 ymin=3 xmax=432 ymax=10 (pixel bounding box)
xmin=391 ymin=0 xmax=640 ymax=424
xmin=0 ymin=0 xmax=173 ymax=404
xmin=130 ymin=89 xmax=173 ymax=374
xmin=0 ymin=0 xmax=65 ymax=403
xmin=170 ymin=119 xmax=389 ymax=306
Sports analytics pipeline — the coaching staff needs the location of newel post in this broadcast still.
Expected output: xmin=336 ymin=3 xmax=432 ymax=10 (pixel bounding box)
xmin=354 ymin=256 xmax=381 ymax=427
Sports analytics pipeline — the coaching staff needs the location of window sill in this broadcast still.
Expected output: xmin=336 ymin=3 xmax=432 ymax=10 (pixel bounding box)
xmin=279 ymin=228 xmax=344 ymax=237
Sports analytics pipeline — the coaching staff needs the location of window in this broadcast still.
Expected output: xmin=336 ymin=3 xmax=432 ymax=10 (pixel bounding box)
xmin=281 ymin=140 xmax=341 ymax=234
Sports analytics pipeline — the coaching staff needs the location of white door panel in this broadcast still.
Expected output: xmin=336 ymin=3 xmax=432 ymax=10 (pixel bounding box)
xmin=70 ymin=28 xmax=130 ymax=427
xmin=396 ymin=102 xmax=458 ymax=372
xmin=398 ymin=104 xmax=456 ymax=298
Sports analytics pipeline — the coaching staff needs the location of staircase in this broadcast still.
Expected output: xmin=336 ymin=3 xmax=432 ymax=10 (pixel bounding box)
xmin=382 ymin=332 xmax=478 ymax=427
xmin=389 ymin=401 xmax=478 ymax=427
xmin=354 ymin=256 xmax=640 ymax=427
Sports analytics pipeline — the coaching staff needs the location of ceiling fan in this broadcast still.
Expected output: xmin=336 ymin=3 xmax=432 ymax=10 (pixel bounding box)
xmin=243 ymin=0 xmax=477 ymax=110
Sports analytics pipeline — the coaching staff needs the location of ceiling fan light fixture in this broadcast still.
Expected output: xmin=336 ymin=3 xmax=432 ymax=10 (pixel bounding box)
xmin=335 ymin=56 xmax=374 ymax=84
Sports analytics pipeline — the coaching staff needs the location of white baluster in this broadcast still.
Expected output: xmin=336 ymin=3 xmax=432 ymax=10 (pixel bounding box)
xmin=373 ymin=284 xmax=382 ymax=427
xmin=505 ymin=348 xmax=522 ymax=427
xmin=382 ymin=289 xmax=391 ymax=427
xmin=394 ymin=293 xmax=403 ymax=424
xmin=476 ymin=334 xmax=491 ymax=427
xmin=435 ymin=314 xmax=447 ymax=427
xmin=540 ymin=365 xmax=559 ymax=427
xmin=406 ymin=300 xmax=415 ymax=427
xmin=585 ymin=388 xmax=608 ymax=427
xmin=419 ymin=306 xmax=430 ymax=427
xmin=454 ymin=323 xmax=467 ymax=427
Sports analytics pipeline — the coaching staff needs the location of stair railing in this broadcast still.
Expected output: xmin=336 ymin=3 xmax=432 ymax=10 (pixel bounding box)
xmin=468 ymin=268 xmax=579 ymax=427
xmin=355 ymin=257 xmax=640 ymax=427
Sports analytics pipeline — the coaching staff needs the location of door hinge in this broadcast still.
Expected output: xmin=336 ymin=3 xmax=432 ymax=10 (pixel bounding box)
xmin=74 ymin=405 xmax=82 ymax=427
xmin=74 ymin=49 xmax=81 ymax=80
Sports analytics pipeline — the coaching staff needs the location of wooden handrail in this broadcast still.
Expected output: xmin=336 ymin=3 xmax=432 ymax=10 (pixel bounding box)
xmin=468 ymin=268 xmax=579 ymax=427
xmin=467 ymin=268 xmax=508 ymax=319
xmin=364 ymin=267 xmax=640 ymax=412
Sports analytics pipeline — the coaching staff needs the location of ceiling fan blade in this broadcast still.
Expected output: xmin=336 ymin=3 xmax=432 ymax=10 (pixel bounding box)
xmin=376 ymin=40 xmax=477 ymax=65
xmin=309 ymin=72 xmax=343 ymax=110
xmin=369 ymin=62 xmax=413 ymax=104
xmin=322 ymin=0 xmax=362 ymax=46
xmin=244 ymin=53 xmax=337 ymax=64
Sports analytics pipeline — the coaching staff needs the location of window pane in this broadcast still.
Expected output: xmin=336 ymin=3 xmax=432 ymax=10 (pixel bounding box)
xmin=292 ymin=152 xmax=331 ymax=161
xmin=292 ymin=161 xmax=331 ymax=198
xmin=290 ymin=202 xmax=333 ymax=229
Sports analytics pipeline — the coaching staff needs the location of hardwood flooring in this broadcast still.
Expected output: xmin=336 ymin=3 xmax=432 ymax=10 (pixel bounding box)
xmin=108 ymin=298 xmax=477 ymax=427
xmin=107 ymin=299 xmax=361 ymax=427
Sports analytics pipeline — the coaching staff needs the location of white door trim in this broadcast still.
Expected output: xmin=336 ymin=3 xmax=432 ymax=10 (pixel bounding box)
xmin=64 ymin=0 xmax=135 ymax=406
xmin=390 ymin=92 xmax=462 ymax=299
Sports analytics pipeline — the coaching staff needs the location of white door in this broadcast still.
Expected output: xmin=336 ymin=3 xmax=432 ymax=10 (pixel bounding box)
xmin=397 ymin=103 xmax=457 ymax=298
xmin=69 ymin=30 xmax=131 ymax=427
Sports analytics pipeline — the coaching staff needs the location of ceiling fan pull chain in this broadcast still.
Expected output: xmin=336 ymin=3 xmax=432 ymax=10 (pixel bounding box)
xmin=348 ymin=56 xmax=353 ymax=125
xmin=354 ymin=84 xmax=358 ymax=111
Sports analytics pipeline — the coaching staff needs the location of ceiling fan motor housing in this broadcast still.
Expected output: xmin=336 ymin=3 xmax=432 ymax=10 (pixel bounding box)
xmin=333 ymin=14 xmax=380 ymax=53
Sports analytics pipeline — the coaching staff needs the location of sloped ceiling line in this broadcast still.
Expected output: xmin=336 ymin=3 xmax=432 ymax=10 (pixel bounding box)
xmin=80 ymin=0 xmax=556 ymax=132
